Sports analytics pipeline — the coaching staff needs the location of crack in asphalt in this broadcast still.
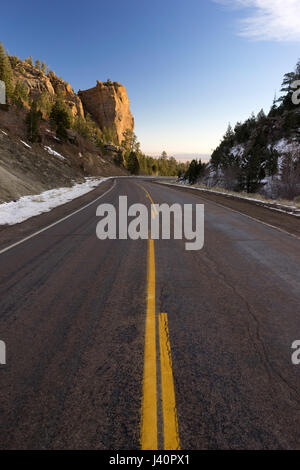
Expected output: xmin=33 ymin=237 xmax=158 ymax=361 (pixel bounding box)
xmin=197 ymin=248 xmax=300 ymax=407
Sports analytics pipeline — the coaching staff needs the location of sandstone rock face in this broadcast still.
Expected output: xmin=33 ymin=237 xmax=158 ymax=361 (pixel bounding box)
xmin=78 ymin=81 xmax=134 ymax=143
xmin=13 ymin=63 xmax=55 ymax=98
xmin=49 ymin=73 xmax=84 ymax=117
xmin=10 ymin=60 xmax=134 ymax=142
xmin=12 ymin=62 xmax=84 ymax=117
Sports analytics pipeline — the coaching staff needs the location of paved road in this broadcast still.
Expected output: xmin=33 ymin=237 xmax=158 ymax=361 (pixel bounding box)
xmin=0 ymin=178 xmax=299 ymax=449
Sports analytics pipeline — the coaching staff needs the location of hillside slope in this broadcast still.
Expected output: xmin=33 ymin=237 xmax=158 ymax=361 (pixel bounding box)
xmin=207 ymin=60 xmax=300 ymax=199
xmin=0 ymin=106 xmax=127 ymax=203
xmin=0 ymin=46 xmax=131 ymax=203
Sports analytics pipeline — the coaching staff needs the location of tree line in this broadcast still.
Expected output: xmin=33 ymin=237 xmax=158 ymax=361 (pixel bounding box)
xmin=183 ymin=59 xmax=300 ymax=199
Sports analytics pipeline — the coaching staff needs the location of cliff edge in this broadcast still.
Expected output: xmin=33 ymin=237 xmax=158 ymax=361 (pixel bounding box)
xmin=79 ymin=81 xmax=134 ymax=144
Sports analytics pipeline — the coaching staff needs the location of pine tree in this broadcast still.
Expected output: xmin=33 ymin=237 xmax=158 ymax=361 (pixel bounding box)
xmin=9 ymin=55 xmax=19 ymax=69
xmin=277 ymin=65 xmax=300 ymax=109
xmin=26 ymin=102 xmax=42 ymax=142
xmin=127 ymin=151 xmax=140 ymax=174
xmin=0 ymin=42 xmax=14 ymax=98
xmin=50 ymin=97 xmax=73 ymax=140
xmin=41 ymin=61 xmax=47 ymax=74
xmin=25 ymin=55 xmax=33 ymax=66
xmin=185 ymin=159 xmax=206 ymax=184
xmin=36 ymin=91 xmax=53 ymax=116
xmin=256 ymin=109 xmax=266 ymax=122
xmin=12 ymin=81 xmax=29 ymax=108
xmin=223 ymin=123 xmax=234 ymax=144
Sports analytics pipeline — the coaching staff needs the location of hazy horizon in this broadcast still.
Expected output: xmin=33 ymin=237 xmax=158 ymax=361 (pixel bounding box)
xmin=146 ymin=153 xmax=211 ymax=163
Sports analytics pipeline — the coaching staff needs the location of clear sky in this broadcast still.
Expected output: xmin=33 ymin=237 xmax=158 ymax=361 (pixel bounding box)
xmin=1 ymin=0 xmax=300 ymax=160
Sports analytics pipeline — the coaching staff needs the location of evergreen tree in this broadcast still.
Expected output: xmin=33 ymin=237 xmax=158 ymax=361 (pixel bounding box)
xmin=127 ymin=151 xmax=140 ymax=174
xmin=152 ymin=162 xmax=158 ymax=174
xmin=185 ymin=159 xmax=206 ymax=184
xmin=114 ymin=149 xmax=124 ymax=166
xmin=280 ymin=151 xmax=300 ymax=199
xmin=73 ymin=114 xmax=101 ymax=144
xmin=9 ymin=55 xmax=19 ymax=69
xmin=25 ymin=56 xmax=33 ymax=66
xmin=12 ymin=81 xmax=29 ymax=108
xmin=121 ymin=129 xmax=139 ymax=152
xmin=268 ymin=95 xmax=278 ymax=117
xmin=224 ymin=123 xmax=234 ymax=140
xmin=241 ymin=147 xmax=265 ymax=193
xmin=41 ymin=61 xmax=47 ymax=74
xmin=36 ymin=91 xmax=53 ymax=117
xmin=25 ymin=102 xmax=42 ymax=142
xmin=0 ymin=42 xmax=14 ymax=98
xmin=256 ymin=109 xmax=266 ymax=122
xmin=264 ymin=147 xmax=279 ymax=177
xmin=50 ymin=96 xmax=73 ymax=140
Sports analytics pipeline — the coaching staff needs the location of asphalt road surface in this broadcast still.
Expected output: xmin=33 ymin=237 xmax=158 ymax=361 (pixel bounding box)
xmin=0 ymin=178 xmax=300 ymax=450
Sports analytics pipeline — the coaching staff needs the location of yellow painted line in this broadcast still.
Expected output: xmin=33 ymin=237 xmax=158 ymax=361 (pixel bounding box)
xmin=141 ymin=238 xmax=157 ymax=450
xmin=159 ymin=313 xmax=181 ymax=450
xmin=135 ymin=183 xmax=158 ymax=216
xmin=138 ymin=183 xmax=180 ymax=449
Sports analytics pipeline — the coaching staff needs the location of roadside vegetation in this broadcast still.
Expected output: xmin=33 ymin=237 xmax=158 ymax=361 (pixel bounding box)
xmin=1 ymin=41 xmax=188 ymax=178
xmin=183 ymin=59 xmax=300 ymax=201
xmin=114 ymin=129 xmax=189 ymax=176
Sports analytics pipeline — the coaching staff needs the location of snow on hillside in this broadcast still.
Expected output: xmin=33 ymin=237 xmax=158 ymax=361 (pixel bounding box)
xmin=44 ymin=146 xmax=66 ymax=160
xmin=272 ymin=138 xmax=299 ymax=154
xmin=230 ymin=144 xmax=244 ymax=158
xmin=0 ymin=177 xmax=109 ymax=225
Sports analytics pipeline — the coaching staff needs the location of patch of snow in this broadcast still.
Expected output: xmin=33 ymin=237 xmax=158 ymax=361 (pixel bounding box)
xmin=0 ymin=177 xmax=110 ymax=225
xmin=20 ymin=140 xmax=31 ymax=149
xmin=159 ymin=182 xmax=300 ymax=217
xmin=230 ymin=144 xmax=244 ymax=158
xmin=272 ymin=138 xmax=299 ymax=155
xmin=44 ymin=146 xmax=66 ymax=160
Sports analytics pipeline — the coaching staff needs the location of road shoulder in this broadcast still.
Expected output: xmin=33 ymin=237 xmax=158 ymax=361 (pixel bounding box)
xmin=153 ymin=181 xmax=300 ymax=239
xmin=0 ymin=178 xmax=115 ymax=251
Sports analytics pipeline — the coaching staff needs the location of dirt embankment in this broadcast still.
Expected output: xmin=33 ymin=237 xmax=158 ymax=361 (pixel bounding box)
xmin=0 ymin=106 xmax=127 ymax=203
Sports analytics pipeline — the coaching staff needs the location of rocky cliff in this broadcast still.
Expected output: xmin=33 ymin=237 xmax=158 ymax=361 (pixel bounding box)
xmin=0 ymin=54 xmax=131 ymax=204
xmin=12 ymin=61 xmax=84 ymax=117
xmin=11 ymin=60 xmax=134 ymax=144
xmin=78 ymin=81 xmax=134 ymax=143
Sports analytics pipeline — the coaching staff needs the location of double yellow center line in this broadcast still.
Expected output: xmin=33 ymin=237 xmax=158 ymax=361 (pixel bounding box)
xmin=138 ymin=184 xmax=180 ymax=450
xmin=135 ymin=183 xmax=158 ymax=219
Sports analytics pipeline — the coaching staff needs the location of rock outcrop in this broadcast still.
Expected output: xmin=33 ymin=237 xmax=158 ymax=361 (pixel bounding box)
xmin=12 ymin=62 xmax=84 ymax=117
xmin=9 ymin=58 xmax=134 ymax=143
xmin=78 ymin=81 xmax=134 ymax=143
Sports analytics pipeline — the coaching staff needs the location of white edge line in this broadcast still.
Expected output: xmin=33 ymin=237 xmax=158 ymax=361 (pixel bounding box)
xmin=0 ymin=179 xmax=117 ymax=256
xmin=156 ymin=182 xmax=300 ymax=241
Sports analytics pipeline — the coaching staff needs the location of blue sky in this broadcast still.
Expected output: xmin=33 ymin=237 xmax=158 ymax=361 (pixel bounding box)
xmin=1 ymin=0 xmax=300 ymax=160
